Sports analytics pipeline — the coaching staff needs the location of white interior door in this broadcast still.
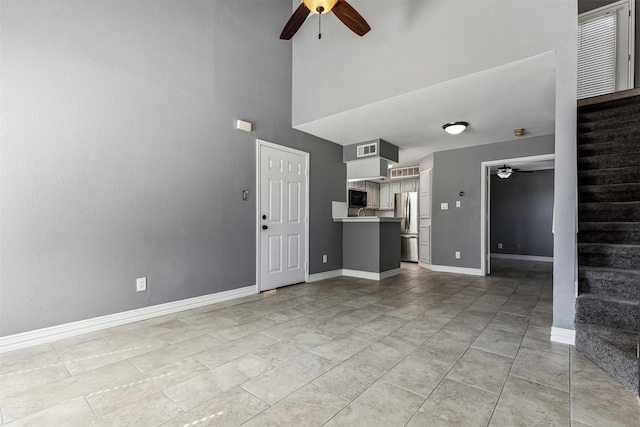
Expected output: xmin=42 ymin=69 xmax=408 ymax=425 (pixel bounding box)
xmin=258 ymin=141 xmax=308 ymax=291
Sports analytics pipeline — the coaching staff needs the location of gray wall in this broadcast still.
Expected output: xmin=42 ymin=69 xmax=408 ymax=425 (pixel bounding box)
xmin=0 ymin=0 xmax=345 ymax=336
xmin=342 ymin=222 xmax=400 ymax=273
xmin=431 ymin=135 xmax=555 ymax=269
xmin=490 ymin=170 xmax=555 ymax=257
xmin=578 ymin=0 xmax=639 ymax=88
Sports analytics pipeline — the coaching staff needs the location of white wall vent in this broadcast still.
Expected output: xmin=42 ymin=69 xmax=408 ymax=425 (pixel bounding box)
xmin=390 ymin=166 xmax=420 ymax=178
xmin=356 ymin=142 xmax=377 ymax=157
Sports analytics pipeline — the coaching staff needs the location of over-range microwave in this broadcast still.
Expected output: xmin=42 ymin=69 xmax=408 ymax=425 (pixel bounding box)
xmin=349 ymin=189 xmax=367 ymax=208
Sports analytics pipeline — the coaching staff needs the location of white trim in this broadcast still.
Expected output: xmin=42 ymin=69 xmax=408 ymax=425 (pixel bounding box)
xmin=550 ymin=327 xmax=576 ymax=346
xmin=379 ymin=268 xmax=402 ymax=280
xmin=418 ymin=262 xmax=432 ymax=270
xmin=480 ymin=154 xmax=555 ymax=276
xmin=490 ymin=253 xmax=554 ymax=263
xmin=429 ymin=265 xmax=483 ymax=276
xmin=256 ymin=139 xmax=310 ymax=292
xmin=307 ymin=269 xmax=343 ymax=282
xmin=342 ymin=268 xmax=401 ymax=281
xmin=0 ymin=286 xmax=257 ymax=354
xmin=578 ymin=0 xmax=635 ymax=91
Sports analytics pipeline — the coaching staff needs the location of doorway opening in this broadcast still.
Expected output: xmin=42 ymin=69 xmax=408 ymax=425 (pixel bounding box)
xmin=481 ymin=154 xmax=555 ymax=275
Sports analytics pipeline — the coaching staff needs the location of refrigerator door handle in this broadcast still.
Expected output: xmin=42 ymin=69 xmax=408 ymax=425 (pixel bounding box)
xmin=405 ymin=196 xmax=409 ymax=232
xmin=407 ymin=198 xmax=411 ymax=231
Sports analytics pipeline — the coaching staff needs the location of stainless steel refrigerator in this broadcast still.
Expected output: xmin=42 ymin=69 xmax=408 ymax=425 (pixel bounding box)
xmin=395 ymin=192 xmax=419 ymax=262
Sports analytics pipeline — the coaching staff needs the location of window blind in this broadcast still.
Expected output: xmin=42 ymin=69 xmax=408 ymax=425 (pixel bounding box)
xmin=577 ymin=13 xmax=617 ymax=99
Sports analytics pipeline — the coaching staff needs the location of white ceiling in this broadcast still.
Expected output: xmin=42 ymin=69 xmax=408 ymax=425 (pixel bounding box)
xmin=294 ymin=52 xmax=557 ymax=167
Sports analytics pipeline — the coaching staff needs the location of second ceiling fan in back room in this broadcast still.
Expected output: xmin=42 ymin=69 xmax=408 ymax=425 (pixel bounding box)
xmin=280 ymin=0 xmax=371 ymax=40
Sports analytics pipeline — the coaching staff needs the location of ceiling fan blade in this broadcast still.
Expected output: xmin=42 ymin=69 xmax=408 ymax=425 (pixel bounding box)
xmin=331 ymin=0 xmax=371 ymax=36
xmin=280 ymin=3 xmax=311 ymax=40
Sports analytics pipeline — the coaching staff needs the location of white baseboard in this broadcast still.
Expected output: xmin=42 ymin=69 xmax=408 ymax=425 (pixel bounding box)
xmin=550 ymin=327 xmax=576 ymax=346
xmin=418 ymin=262 xmax=431 ymax=270
xmin=0 ymin=285 xmax=257 ymax=354
xmin=429 ymin=265 xmax=483 ymax=276
xmin=342 ymin=268 xmax=401 ymax=281
xmin=307 ymin=269 xmax=343 ymax=282
xmin=490 ymin=253 xmax=553 ymax=263
xmin=379 ymin=268 xmax=402 ymax=280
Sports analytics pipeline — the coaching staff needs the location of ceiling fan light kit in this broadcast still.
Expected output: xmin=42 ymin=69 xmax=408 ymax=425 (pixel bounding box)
xmin=280 ymin=0 xmax=371 ymax=40
xmin=304 ymin=0 xmax=338 ymax=14
xmin=442 ymin=121 xmax=469 ymax=135
xmin=497 ymin=166 xmax=513 ymax=179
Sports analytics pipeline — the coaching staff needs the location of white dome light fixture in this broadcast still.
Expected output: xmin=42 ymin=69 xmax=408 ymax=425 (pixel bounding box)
xmin=443 ymin=121 xmax=469 ymax=135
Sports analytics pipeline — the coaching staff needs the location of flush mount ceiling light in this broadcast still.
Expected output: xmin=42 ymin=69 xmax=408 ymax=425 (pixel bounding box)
xmin=513 ymin=128 xmax=525 ymax=137
xmin=443 ymin=121 xmax=469 ymax=135
xmin=497 ymin=166 xmax=513 ymax=179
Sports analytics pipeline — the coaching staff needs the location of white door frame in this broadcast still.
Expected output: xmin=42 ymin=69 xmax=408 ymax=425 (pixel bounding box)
xmin=480 ymin=153 xmax=555 ymax=276
xmin=255 ymin=139 xmax=310 ymax=292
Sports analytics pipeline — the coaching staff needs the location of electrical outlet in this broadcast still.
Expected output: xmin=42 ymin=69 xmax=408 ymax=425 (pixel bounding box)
xmin=516 ymin=243 xmax=521 ymax=249
xmin=136 ymin=277 xmax=147 ymax=292
xmin=498 ymin=243 xmax=503 ymax=249
xmin=322 ymin=254 xmax=328 ymax=263
xmin=455 ymin=251 xmax=461 ymax=259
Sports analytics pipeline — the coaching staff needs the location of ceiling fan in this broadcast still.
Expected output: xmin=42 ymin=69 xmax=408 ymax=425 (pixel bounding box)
xmin=280 ymin=0 xmax=371 ymax=40
xmin=494 ymin=165 xmax=534 ymax=179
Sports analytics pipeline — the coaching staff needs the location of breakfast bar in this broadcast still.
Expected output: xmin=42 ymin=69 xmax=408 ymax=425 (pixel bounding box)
xmin=333 ymin=217 xmax=402 ymax=280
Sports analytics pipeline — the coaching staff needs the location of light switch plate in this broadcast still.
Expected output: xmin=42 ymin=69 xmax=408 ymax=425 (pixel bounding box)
xmin=456 ymin=201 xmax=461 ymax=208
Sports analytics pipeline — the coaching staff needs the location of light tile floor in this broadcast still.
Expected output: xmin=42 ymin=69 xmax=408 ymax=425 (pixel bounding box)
xmin=1 ymin=260 xmax=639 ymax=426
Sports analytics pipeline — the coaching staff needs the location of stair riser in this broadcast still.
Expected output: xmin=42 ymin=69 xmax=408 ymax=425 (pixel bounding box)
xmin=575 ymin=328 xmax=639 ymax=395
xmin=579 ymin=250 xmax=640 ymax=269
xmin=579 ymin=277 xmax=640 ymax=299
xmin=578 ymin=140 xmax=640 ymax=157
xmin=576 ymin=298 xmax=639 ymax=331
xmin=579 ymin=186 xmax=640 ymax=203
xmin=579 ymin=203 xmax=640 ymax=222
xmin=579 ymin=94 xmax=640 ymax=114
xmin=579 ymin=153 xmax=640 ymax=170
xmin=578 ymin=230 xmax=640 ymax=244
xmin=578 ymin=116 xmax=640 ymax=133
xmin=578 ymin=168 xmax=640 ymax=185
xmin=579 ymin=128 xmax=639 ymax=145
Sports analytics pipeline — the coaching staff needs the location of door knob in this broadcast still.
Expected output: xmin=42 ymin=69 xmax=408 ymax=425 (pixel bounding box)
xmin=262 ymin=225 xmax=268 ymax=230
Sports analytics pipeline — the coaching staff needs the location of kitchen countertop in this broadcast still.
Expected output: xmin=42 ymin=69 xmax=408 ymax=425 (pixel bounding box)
xmin=333 ymin=217 xmax=402 ymax=223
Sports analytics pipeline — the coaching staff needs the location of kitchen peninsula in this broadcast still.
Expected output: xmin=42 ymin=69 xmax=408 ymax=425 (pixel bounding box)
xmin=333 ymin=216 xmax=402 ymax=280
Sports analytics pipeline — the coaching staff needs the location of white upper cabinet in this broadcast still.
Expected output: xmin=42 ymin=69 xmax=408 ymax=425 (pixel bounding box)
xmin=365 ymin=181 xmax=380 ymax=209
xmin=401 ymin=179 xmax=419 ymax=193
xmin=379 ymin=181 xmax=402 ymax=210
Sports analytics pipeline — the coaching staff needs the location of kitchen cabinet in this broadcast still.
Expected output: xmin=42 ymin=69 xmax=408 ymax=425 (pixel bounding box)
xmin=380 ymin=182 xmax=400 ymax=210
xmin=379 ymin=182 xmax=401 ymax=210
xmin=419 ymin=225 xmax=431 ymax=264
xmin=379 ymin=183 xmax=390 ymax=209
xmin=401 ymin=179 xmax=419 ymax=193
xmin=419 ymin=169 xmax=431 ymax=219
xmin=366 ymin=181 xmax=380 ymax=209
xmin=349 ymin=180 xmax=366 ymax=190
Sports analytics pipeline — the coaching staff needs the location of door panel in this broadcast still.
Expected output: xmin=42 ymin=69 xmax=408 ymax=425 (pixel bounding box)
xmin=259 ymin=143 xmax=307 ymax=291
